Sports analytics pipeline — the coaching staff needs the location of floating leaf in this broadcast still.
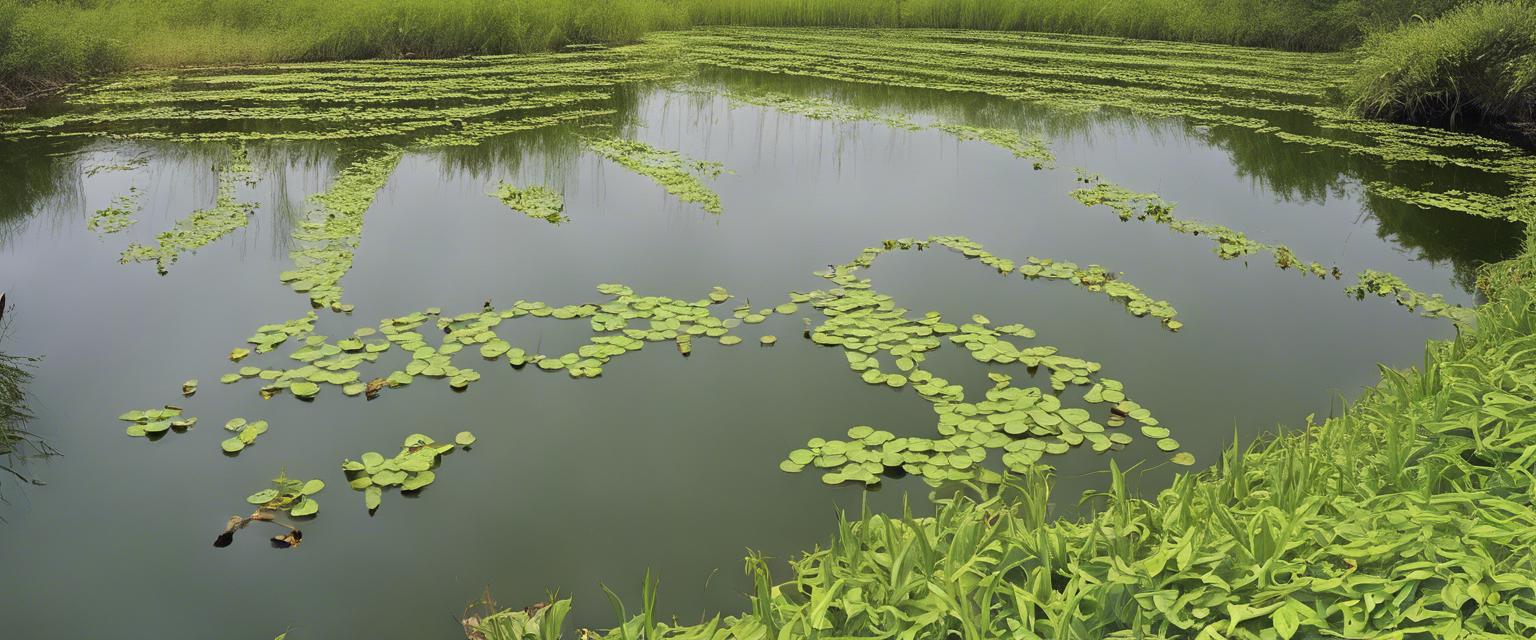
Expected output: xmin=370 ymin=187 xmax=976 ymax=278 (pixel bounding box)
xmin=454 ymin=431 xmax=476 ymax=446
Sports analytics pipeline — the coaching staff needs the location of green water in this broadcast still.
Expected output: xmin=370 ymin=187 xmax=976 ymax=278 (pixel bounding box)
xmin=0 ymin=30 xmax=1524 ymax=639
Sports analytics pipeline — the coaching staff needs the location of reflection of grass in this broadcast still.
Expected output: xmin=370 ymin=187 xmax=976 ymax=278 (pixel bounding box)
xmin=0 ymin=320 xmax=51 ymax=492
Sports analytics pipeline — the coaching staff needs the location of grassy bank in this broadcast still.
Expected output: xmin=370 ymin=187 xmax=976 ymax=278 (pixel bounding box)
xmin=469 ymin=231 xmax=1536 ymax=637
xmin=0 ymin=0 xmax=1472 ymax=106
xmin=0 ymin=0 xmax=685 ymax=104
xmin=1347 ymin=0 xmax=1536 ymax=128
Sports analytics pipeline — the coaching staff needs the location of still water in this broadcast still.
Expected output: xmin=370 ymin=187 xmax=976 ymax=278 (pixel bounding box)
xmin=0 ymin=57 xmax=1520 ymax=638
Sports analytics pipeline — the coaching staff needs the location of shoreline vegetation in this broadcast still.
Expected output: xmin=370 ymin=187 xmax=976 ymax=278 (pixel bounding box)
xmin=468 ymin=232 xmax=1536 ymax=638
xmin=3 ymin=0 xmax=1530 ymax=129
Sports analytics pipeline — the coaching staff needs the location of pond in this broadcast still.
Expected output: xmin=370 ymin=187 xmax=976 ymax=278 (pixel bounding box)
xmin=0 ymin=27 xmax=1528 ymax=639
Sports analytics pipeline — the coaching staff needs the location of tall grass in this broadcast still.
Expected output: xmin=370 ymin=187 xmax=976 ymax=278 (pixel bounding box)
xmin=1347 ymin=0 xmax=1536 ymax=127
xmin=679 ymin=0 xmax=1466 ymax=51
xmin=0 ymin=0 xmax=1479 ymax=106
xmin=470 ymin=229 xmax=1536 ymax=637
xmin=0 ymin=0 xmax=685 ymax=104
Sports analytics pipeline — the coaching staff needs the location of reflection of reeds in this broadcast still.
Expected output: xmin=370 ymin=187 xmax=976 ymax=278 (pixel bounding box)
xmin=0 ymin=321 xmax=52 ymax=491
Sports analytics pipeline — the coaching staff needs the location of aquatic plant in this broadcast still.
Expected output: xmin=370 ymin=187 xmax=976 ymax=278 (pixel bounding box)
xmin=119 ymin=146 xmax=257 ymax=274
xmin=280 ymin=148 xmax=403 ymax=310
xmin=786 ymin=236 xmax=1182 ymax=486
xmin=1349 ymin=269 xmax=1476 ymax=323
xmin=665 ymin=27 xmax=1536 ymax=226
xmin=245 ymin=470 xmax=324 ymax=518
xmin=86 ymin=188 xmax=141 ymax=235
xmin=471 ymin=234 xmax=1536 ymax=636
xmin=220 ymin=418 xmax=269 ymax=453
xmin=490 ymin=183 xmax=566 ymax=223
xmin=342 ymin=432 xmax=472 ymax=511
xmin=722 ymin=89 xmax=1055 ymax=168
xmin=579 ymin=136 xmax=725 ymax=214
xmin=1071 ymin=173 xmax=1478 ymax=321
xmin=117 ymin=405 xmax=195 ymax=437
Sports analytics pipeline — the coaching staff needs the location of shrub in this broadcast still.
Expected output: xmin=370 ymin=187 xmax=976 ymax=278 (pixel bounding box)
xmin=1347 ymin=0 xmax=1536 ymax=126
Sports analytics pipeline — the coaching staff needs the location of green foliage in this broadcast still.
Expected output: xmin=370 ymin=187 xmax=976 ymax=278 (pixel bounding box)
xmin=473 ymin=236 xmax=1536 ymax=638
xmin=679 ymin=0 xmax=1469 ymax=51
xmin=0 ymin=0 xmax=1482 ymax=106
xmin=0 ymin=0 xmax=684 ymax=103
xmin=1347 ymin=0 xmax=1536 ymax=126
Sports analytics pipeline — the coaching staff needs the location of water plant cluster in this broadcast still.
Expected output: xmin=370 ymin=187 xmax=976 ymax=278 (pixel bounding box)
xmin=1070 ymin=173 xmax=1476 ymax=323
xmin=281 ymin=148 xmax=404 ymax=310
xmin=722 ymin=89 xmax=1056 ymax=169
xmin=342 ymin=432 xmax=474 ymax=511
xmin=2 ymin=22 xmax=1527 ymax=636
xmin=470 ymin=238 xmax=1536 ymax=638
xmin=87 ymin=188 xmax=141 ymax=235
xmin=579 ymin=136 xmax=726 ymax=214
xmin=781 ymin=235 xmax=1183 ymax=486
xmin=667 ymin=28 xmax=1536 ymax=226
xmin=491 ymin=183 xmax=566 ymax=224
xmin=118 ymin=146 xmax=257 ymax=274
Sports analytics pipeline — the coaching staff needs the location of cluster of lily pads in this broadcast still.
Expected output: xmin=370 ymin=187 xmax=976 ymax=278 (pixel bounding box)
xmin=245 ymin=471 xmax=324 ymax=518
xmin=342 ymin=432 xmax=474 ymax=511
xmin=281 ymin=148 xmax=404 ymax=311
xmin=1348 ymin=270 xmax=1475 ymax=322
xmin=118 ymin=146 xmax=257 ymax=274
xmin=782 ymin=236 xmax=1184 ymax=485
xmin=220 ymin=418 xmax=270 ymax=453
xmin=87 ymin=188 xmax=141 ymax=235
xmin=117 ymin=405 xmax=196 ymax=437
xmin=491 ymin=183 xmax=566 ymax=223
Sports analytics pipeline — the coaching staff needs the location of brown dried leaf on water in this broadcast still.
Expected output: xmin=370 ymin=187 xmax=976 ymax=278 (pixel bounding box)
xmin=365 ymin=377 xmax=386 ymax=400
xmin=270 ymin=530 xmax=302 ymax=549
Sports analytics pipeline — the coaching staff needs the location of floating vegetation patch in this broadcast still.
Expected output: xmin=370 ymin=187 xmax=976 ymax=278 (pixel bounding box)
xmin=342 ymin=433 xmax=471 ymax=512
xmin=1070 ymin=173 xmax=1476 ymax=321
xmin=580 ymin=136 xmax=725 ymax=214
xmin=117 ymin=405 xmax=195 ymax=437
xmin=667 ymin=28 xmax=1536 ymax=225
xmin=279 ymin=148 xmax=403 ymax=310
xmin=214 ymin=470 xmax=321 ymax=548
xmin=87 ymin=188 xmax=141 ymax=235
xmin=0 ymin=42 xmax=682 ymax=144
xmin=220 ymin=418 xmax=270 ymax=453
xmin=176 ymin=231 xmax=1186 ymax=488
xmin=119 ymin=146 xmax=257 ymax=274
xmin=244 ymin=312 xmax=317 ymax=355
xmin=721 ymin=90 xmax=1055 ymax=169
xmin=929 ymin=122 xmax=1054 ymax=169
xmin=245 ymin=471 xmax=323 ymax=518
xmin=1348 ymin=270 xmax=1476 ymax=323
xmin=82 ymin=154 xmax=148 ymax=177
xmin=785 ymin=236 xmax=1181 ymax=486
xmin=490 ymin=183 xmax=566 ymax=224
xmin=1365 ymin=182 xmax=1535 ymax=223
